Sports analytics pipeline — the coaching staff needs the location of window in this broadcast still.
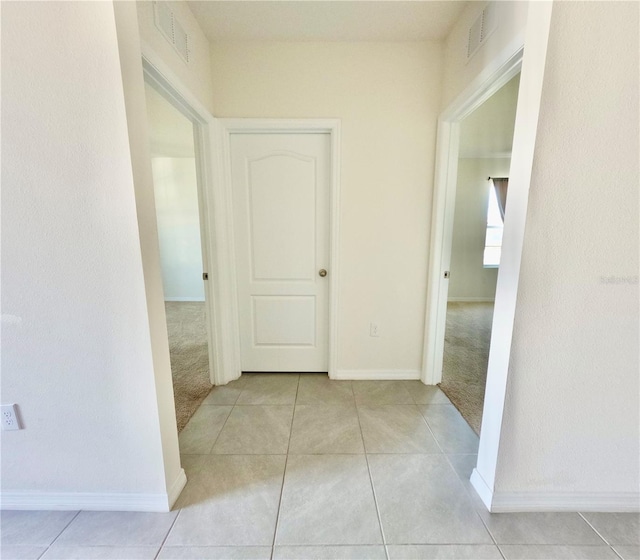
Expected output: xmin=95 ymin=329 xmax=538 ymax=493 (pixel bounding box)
xmin=483 ymin=184 xmax=503 ymax=267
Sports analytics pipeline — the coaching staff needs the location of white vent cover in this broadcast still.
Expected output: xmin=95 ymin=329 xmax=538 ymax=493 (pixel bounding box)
xmin=467 ymin=2 xmax=498 ymax=61
xmin=153 ymin=1 xmax=189 ymax=64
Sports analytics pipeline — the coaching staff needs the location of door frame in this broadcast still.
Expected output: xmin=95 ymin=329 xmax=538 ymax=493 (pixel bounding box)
xmin=420 ymin=2 xmax=553 ymax=511
xmin=421 ymin=52 xmax=523 ymax=388
xmin=217 ymin=119 xmax=342 ymax=379
xmin=141 ymin=44 xmax=241 ymax=386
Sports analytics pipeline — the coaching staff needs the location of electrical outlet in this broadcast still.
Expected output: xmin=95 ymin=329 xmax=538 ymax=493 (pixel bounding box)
xmin=369 ymin=322 xmax=380 ymax=337
xmin=1 ymin=404 xmax=21 ymax=431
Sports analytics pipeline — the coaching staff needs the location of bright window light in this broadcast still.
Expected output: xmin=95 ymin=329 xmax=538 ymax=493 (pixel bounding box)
xmin=483 ymin=185 xmax=504 ymax=267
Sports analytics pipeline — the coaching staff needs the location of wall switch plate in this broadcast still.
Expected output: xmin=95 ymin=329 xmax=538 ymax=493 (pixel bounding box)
xmin=370 ymin=322 xmax=380 ymax=337
xmin=1 ymin=404 xmax=22 ymax=431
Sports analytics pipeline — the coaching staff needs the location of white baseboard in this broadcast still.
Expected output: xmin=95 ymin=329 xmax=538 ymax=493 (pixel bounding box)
xmin=447 ymin=297 xmax=495 ymax=303
xmin=331 ymin=369 xmax=421 ymax=380
xmin=470 ymin=469 xmax=640 ymax=512
xmin=491 ymin=491 xmax=640 ymax=513
xmin=1 ymin=469 xmax=187 ymax=512
xmin=164 ymin=297 xmax=205 ymax=302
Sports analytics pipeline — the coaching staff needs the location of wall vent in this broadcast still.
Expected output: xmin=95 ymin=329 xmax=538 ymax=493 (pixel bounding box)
xmin=153 ymin=1 xmax=190 ymax=64
xmin=467 ymin=2 xmax=498 ymax=61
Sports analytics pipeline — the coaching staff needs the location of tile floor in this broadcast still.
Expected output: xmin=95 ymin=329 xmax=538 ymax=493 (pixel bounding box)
xmin=2 ymin=375 xmax=639 ymax=560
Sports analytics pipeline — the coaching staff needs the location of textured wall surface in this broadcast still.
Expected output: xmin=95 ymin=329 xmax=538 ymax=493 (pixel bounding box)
xmin=495 ymin=1 xmax=640 ymax=495
xmin=1 ymin=2 xmax=167 ymax=495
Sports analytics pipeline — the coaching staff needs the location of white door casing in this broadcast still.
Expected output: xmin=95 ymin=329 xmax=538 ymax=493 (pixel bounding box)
xmin=230 ymin=132 xmax=331 ymax=372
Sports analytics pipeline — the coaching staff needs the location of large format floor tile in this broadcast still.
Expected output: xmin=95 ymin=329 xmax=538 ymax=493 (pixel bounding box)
xmin=479 ymin=512 xmax=605 ymax=545
xmin=358 ymin=405 xmax=440 ymax=453
xmin=417 ymin=404 xmax=479 ymax=454
xmin=296 ymin=375 xmax=355 ymax=405
xmin=352 ymin=381 xmax=414 ymax=405
xmin=386 ymin=544 xmax=502 ymax=559
xmin=498 ymin=545 xmax=619 ymax=559
xmin=273 ymin=545 xmax=386 ymax=559
xmin=54 ymin=511 xmax=177 ymax=547
xmin=235 ymin=374 xmax=299 ymax=405
xmin=581 ymin=513 xmax=640 ymax=545
xmin=166 ymin=455 xmax=286 ymax=546
xmin=158 ymin=546 xmax=272 ymax=559
xmin=178 ymin=405 xmax=232 ymax=454
xmin=612 ymin=545 xmax=640 ymax=560
xmin=368 ymin=454 xmax=492 ymax=544
xmin=201 ymin=378 xmax=247 ymax=406
xmin=41 ymin=546 xmax=160 ymax=559
xmin=289 ymin=405 xmax=364 ymax=454
xmin=0 ymin=546 xmax=48 ymax=560
xmin=1 ymin=511 xmax=79 ymax=546
xmin=406 ymin=382 xmax=452 ymax=405
xmin=276 ymin=454 xmax=383 ymax=545
xmin=211 ymin=405 xmax=293 ymax=454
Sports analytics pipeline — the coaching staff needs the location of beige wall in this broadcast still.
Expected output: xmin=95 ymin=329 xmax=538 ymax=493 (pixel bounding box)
xmin=494 ymin=1 xmax=639 ymax=497
xmin=137 ymin=0 xmax=214 ymax=114
xmin=449 ymin=159 xmax=510 ymax=301
xmin=211 ymin=41 xmax=442 ymax=375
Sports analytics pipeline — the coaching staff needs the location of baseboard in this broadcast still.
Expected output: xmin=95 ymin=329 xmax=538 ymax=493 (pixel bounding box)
xmin=469 ymin=470 xmax=640 ymax=513
xmin=491 ymin=491 xmax=640 ymax=513
xmin=447 ymin=297 xmax=495 ymax=303
xmin=331 ymin=369 xmax=421 ymax=380
xmin=164 ymin=297 xmax=205 ymax=302
xmin=167 ymin=468 xmax=187 ymax=509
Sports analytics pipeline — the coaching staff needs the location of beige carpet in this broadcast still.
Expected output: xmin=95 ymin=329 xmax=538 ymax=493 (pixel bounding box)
xmin=439 ymin=301 xmax=494 ymax=435
xmin=165 ymin=302 xmax=212 ymax=432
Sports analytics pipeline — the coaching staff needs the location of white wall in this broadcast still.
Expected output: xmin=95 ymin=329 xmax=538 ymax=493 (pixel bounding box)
xmin=210 ymin=41 xmax=443 ymax=376
xmin=152 ymin=157 xmax=205 ymax=301
xmin=493 ymin=1 xmax=639 ymax=502
xmin=1 ymin=2 xmax=174 ymax=507
xmin=137 ymin=0 xmax=214 ymax=114
xmin=448 ymin=159 xmax=510 ymax=301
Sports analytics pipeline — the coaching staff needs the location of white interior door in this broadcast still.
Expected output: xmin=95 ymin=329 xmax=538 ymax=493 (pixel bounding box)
xmin=230 ymin=133 xmax=330 ymax=372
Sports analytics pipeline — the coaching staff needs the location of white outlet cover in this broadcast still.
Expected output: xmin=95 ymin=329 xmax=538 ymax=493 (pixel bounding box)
xmin=1 ymin=404 xmax=21 ymax=431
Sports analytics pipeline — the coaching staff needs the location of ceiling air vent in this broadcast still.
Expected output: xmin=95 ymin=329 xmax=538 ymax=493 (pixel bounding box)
xmin=153 ymin=1 xmax=190 ymax=64
xmin=467 ymin=2 xmax=498 ymax=61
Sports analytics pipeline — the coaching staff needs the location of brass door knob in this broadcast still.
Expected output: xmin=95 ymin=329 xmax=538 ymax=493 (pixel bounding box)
xmin=318 ymin=269 xmax=327 ymax=277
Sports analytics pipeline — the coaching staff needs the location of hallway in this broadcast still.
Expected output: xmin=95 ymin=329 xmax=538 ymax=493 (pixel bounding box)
xmin=3 ymin=376 xmax=637 ymax=559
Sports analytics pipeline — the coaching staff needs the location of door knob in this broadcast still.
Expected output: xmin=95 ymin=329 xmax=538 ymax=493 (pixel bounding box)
xmin=318 ymin=269 xmax=327 ymax=277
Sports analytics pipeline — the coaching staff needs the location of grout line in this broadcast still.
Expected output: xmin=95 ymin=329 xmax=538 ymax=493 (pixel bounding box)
xmin=578 ymin=512 xmax=611 ymax=546
xmin=154 ymin=509 xmax=182 ymax=560
xmin=353 ymin=398 xmax=389 ymax=560
xmin=37 ymin=509 xmax=81 ymax=558
xmin=269 ymin=374 xmax=300 ymax=559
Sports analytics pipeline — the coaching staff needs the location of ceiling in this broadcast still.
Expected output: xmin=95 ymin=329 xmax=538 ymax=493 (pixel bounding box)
xmin=188 ymin=1 xmax=468 ymax=42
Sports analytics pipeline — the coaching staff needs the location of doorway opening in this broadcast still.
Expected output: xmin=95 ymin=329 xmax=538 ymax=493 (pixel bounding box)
xmin=439 ymin=73 xmax=520 ymax=434
xmin=143 ymin=77 xmax=213 ymax=432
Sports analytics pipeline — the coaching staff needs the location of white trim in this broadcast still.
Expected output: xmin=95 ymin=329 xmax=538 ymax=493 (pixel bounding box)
xmin=1 ymin=469 xmax=187 ymax=513
xmin=164 ymin=297 xmax=205 ymax=302
xmin=470 ymin=468 xmax=493 ymax=511
xmin=167 ymin=468 xmax=187 ymax=510
xmin=141 ymin=43 xmax=242 ymax=386
xmin=422 ymin=2 xmax=554 ymax=513
xmin=217 ymin=118 xmax=341 ymax=379
xmin=333 ymin=369 xmax=421 ymax=380
xmin=447 ymin=297 xmax=495 ymax=303
xmin=491 ymin=492 xmax=640 ymax=513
